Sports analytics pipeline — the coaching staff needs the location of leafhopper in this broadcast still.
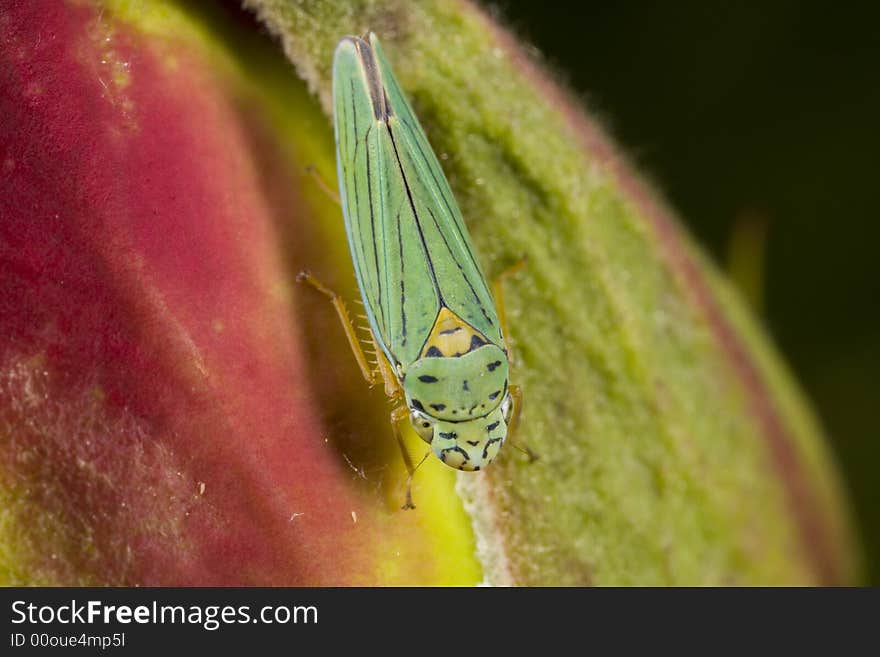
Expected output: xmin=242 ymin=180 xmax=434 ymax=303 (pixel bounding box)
xmin=301 ymin=33 xmax=522 ymax=504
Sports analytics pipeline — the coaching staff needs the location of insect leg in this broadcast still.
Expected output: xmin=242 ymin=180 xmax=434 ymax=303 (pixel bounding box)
xmin=304 ymin=165 xmax=341 ymax=205
xmin=506 ymin=384 xmax=538 ymax=463
xmin=371 ymin=332 xmax=405 ymax=400
xmin=492 ymin=256 xmax=528 ymax=364
xmin=297 ymin=270 xmax=378 ymax=386
xmin=391 ymin=405 xmax=431 ymax=510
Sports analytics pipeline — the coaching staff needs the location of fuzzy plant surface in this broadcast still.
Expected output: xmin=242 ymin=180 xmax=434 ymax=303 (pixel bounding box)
xmin=0 ymin=0 xmax=862 ymax=585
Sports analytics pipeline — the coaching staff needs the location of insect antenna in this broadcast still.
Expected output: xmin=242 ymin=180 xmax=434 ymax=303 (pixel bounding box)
xmin=510 ymin=441 xmax=540 ymax=463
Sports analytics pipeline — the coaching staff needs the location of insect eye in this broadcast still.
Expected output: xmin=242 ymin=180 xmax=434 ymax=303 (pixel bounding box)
xmin=410 ymin=411 xmax=434 ymax=443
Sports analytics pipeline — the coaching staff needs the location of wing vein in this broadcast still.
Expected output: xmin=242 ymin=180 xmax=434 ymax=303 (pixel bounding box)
xmin=396 ymin=209 xmax=407 ymax=345
xmin=364 ymin=121 xmax=386 ymax=331
xmin=398 ymin=115 xmax=488 ymax=285
xmin=426 ymin=207 xmax=494 ymax=326
xmin=386 ymin=124 xmax=445 ymax=308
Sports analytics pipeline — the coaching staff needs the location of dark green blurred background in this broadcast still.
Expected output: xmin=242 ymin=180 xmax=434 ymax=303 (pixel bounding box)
xmin=501 ymin=1 xmax=878 ymax=582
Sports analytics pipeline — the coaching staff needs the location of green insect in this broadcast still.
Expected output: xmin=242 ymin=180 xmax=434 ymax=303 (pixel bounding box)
xmin=300 ymin=33 xmax=523 ymax=504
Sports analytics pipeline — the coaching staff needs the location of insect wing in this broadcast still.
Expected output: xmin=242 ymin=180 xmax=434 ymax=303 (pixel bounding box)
xmin=371 ymin=36 xmax=503 ymax=350
xmin=333 ymin=34 xmax=502 ymax=371
xmin=333 ymin=37 xmax=395 ymax=363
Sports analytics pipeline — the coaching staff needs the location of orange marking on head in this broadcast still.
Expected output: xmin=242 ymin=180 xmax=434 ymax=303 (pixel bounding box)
xmin=420 ymin=307 xmax=488 ymax=358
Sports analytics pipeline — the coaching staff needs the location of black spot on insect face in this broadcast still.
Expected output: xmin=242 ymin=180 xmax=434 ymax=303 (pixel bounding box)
xmin=430 ymin=403 xmax=446 ymax=412
xmin=462 ymin=380 xmax=469 ymax=391
xmin=488 ymin=390 xmax=501 ymax=401
xmin=473 ymin=466 xmax=481 ymax=471
xmin=486 ymin=421 xmax=500 ymax=433
xmin=439 ymin=326 xmax=463 ymax=336
xmin=425 ymin=346 xmax=443 ymax=358
xmin=487 ymin=360 xmax=502 ymax=372
xmin=441 ymin=446 xmax=470 ymax=462
xmin=411 ymin=399 xmax=425 ymax=411
xmin=467 ymin=440 xmax=479 ymax=447
xmin=418 ymin=375 xmax=439 ymax=383
xmin=439 ymin=431 xmax=457 ymax=440
xmin=483 ymin=436 xmax=503 ymax=460
xmin=469 ymin=335 xmax=487 ymax=351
